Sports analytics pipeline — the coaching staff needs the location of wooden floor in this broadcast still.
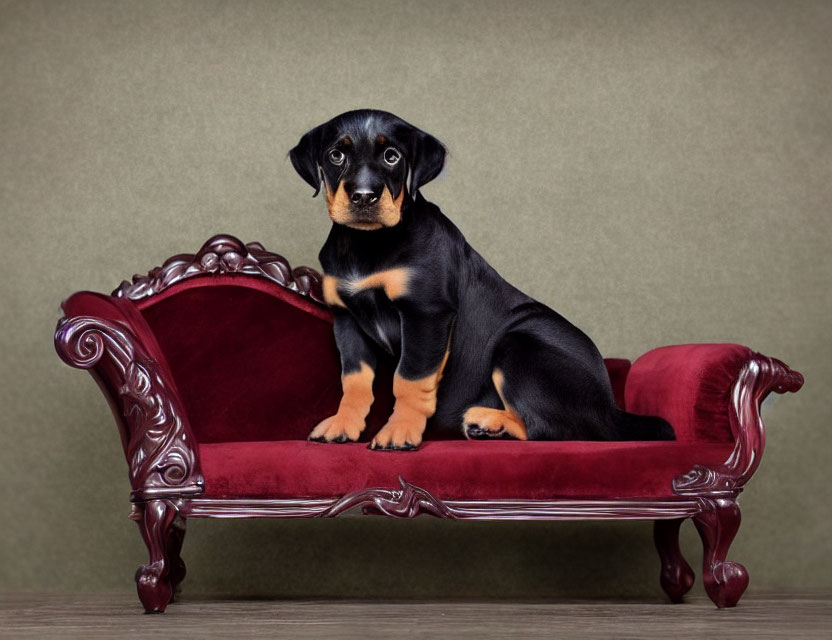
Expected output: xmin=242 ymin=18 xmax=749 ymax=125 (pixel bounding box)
xmin=0 ymin=593 xmax=829 ymax=639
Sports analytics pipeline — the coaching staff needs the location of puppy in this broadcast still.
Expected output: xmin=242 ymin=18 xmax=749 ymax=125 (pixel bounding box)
xmin=289 ymin=109 xmax=674 ymax=450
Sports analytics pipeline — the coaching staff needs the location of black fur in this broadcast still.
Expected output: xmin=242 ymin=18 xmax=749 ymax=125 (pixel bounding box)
xmin=289 ymin=109 xmax=675 ymax=444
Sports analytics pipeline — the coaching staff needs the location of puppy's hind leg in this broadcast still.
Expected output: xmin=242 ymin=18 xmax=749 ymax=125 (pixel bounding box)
xmin=465 ymin=331 xmax=619 ymax=441
xmin=463 ymin=369 xmax=528 ymax=441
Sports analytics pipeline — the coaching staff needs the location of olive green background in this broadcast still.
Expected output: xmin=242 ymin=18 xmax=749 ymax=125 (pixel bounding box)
xmin=2 ymin=0 xmax=830 ymax=600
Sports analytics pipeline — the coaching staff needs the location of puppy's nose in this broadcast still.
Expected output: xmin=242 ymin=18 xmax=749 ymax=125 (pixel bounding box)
xmin=350 ymin=189 xmax=379 ymax=206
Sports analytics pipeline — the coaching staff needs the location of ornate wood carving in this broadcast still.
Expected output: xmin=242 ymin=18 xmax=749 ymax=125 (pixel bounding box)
xmin=55 ymin=316 xmax=204 ymax=500
xmin=673 ymin=354 xmax=804 ymax=496
xmin=112 ymin=234 xmax=325 ymax=305
xmin=321 ymin=476 xmax=454 ymax=518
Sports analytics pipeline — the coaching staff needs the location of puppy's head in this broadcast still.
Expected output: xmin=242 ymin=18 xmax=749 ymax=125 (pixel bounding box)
xmin=289 ymin=110 xmax=446 ymax=230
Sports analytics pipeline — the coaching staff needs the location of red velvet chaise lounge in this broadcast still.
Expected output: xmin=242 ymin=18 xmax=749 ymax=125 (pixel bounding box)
xmin=54 ymin=234 xmax=804 ymax=613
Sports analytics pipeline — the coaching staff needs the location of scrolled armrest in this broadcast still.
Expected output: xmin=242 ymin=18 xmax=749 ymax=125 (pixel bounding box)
xmin=55 ymin=293 xmax=204 ymax=501
xmin=625 ymin=343 xmax=803 ymax=496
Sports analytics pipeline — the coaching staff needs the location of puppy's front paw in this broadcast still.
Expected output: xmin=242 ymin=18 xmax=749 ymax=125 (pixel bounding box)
xmin=308 ymin=414 xmax=364 ymax=443
xmin=369 ymin=414 xmax=425 ymax=451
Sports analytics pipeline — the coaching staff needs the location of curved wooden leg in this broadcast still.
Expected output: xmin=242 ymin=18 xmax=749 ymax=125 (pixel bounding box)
xmin=653 ymin=518 xmax=695 ymax=603
xmin=130 ymin=500 xmax=178 ymax=613
xmin=166 ymin=516 xmax=187 ymax=602
xmin=693 ymin=498 xmax=749 ymax=608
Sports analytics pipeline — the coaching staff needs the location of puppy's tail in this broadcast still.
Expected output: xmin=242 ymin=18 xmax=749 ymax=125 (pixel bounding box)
xmin=611 ymin=409 xmax=676 ymax=441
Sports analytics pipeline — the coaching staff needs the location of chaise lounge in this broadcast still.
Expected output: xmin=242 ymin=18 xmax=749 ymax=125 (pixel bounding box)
xmin=54 ymin=234 xmax=804 ymax=613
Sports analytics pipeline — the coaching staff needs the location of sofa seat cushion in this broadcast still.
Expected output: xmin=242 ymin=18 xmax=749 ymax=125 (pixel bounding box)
xmin=199 ymin=440 xmax=734 ymax=501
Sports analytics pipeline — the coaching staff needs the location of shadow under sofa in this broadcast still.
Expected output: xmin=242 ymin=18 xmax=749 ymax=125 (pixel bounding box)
xmin=54 ymin=234 xmax=804 ymax=613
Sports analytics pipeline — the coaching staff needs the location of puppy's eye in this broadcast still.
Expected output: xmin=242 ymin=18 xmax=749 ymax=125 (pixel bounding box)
xmin=383 ymin=147 xmax=401 ymax=166
xmin=328 ymin=149 xmax=345 ymax=166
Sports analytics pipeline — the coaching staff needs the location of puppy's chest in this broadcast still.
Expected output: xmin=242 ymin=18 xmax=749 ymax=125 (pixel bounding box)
xmin=322 ymin=270 xmax=407 ymax=355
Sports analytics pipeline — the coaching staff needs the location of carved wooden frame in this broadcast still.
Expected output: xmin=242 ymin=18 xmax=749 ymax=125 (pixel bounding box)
xmin=112 ymin=234 xmax=324 ymax=304
xmin=55 ymin=315 xmax=204 ymax=501
xmin=54 ymin=234 xmax=804 ymax=613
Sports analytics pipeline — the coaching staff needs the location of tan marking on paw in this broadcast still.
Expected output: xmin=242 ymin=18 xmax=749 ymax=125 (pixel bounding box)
xmin=370 ymin=336 xmax=452 ymax=450
xmin=370 ymin=404 xmax=427 ymax=449
xmin=308 ymin=414 xmax=364 ymax=442
xmin=462 ymin=368 xmax=527 ymax=440
xmin=462 ymin=407 xmax=527 ymax=440
xmin=308 ymin=362 xmax=374 ymax=442
xmin=393 ymin=372 xmax=439 ymax=417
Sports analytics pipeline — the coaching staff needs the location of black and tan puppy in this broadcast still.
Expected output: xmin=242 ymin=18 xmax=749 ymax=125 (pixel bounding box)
xmin=289 ymin=109 xmax=674 ymax=450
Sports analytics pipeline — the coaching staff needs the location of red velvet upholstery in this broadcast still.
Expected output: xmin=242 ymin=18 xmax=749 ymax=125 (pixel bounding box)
xmin=625 ymin=343 xmax=754 ymax=443
xmin=603 ymin=358 xmax=631 ymax=411
xmin=199 ymin=440 xmax=734 ymax=500
xmin=138 ymin=276 xmax=629 ymax=443
xmin=138 ymin=276 xmax=391 ymax=442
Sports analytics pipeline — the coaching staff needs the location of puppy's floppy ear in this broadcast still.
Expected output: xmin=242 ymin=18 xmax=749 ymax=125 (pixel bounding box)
xmin=408 ymin=130 xmax=446 ymax=196
xmin=289 ymin=127 xmax=324 ymax=197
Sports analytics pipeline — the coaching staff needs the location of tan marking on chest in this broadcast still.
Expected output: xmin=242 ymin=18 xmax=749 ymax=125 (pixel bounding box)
xmin=349 ymin=267 xmax=410 ymax=300
xmin=322 ymin=275 xmax=346 ymax=308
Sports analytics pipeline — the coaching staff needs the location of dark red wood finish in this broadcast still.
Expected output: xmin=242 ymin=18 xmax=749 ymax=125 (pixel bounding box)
xmin=55 ymin=316 xmax=204 ymax=501
xmin=653 ymin=518 xmax=695 ymax=603
xmin=113 ymin=234 xmax=324 ymax=304
xmin=54 ymin=234 xmax=804 ymax=613
xmin=693 ymin=498 xmax=749 ymax=609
